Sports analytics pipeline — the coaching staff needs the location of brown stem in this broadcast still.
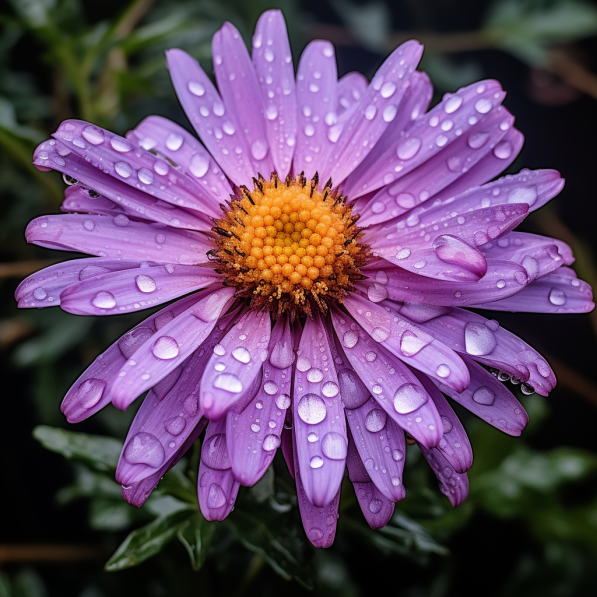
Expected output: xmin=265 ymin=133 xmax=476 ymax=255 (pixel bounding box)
xmin=0 ymin=544 xmax=105 ymax=563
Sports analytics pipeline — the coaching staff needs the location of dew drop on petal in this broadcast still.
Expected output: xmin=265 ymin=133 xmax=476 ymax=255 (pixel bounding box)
xmin=475 ymin=98 xmax=492 ymax=113
xmin=367 ymin=283 xmax=389 ymax=303
xmin=189 ymin=154 xmax=209 ymax=178
xmin=436 ymin=364 xmax=451 ymax=378
xmin=232 ymin=346 xmax=251 ymax=364
xmin=251 ymin=139 xmax=268 ymax=161
xmin=307 ymin=367 xmax=323 ymax=383
xmin=393 ymin=383 xmax=428 ymax=414
xmin=152 ymin=336 xmax=179 ymax=360
xmin=549 ymin=288 xmax=567 ymax=306
xmin=82 ymin=125 xmax=105 ymax=145
xmin=396 ymin=137 xmax=422 ymax=160
xmin=343 ymin=329 xmax=359 ymax=348
xmin=441 ymin=415 xmax=453 ymax=434
xmin=124 ymin=432 xmax=165 ymax=467
xmin=392 ymin=449 xmax=404 ymax=461
xmin=308 ymin=432 xmax=318 ymax=442
xmin=297 ymin=393 xmax=327 ymax=424
xmin=371 ymin=327 xmax=390 ymax=343
xmin=166 ymin=133 xmax=183 ymax=151
xmin=270 ymin=340 xmax=294 ymax=369
xmin=188 ymin=80 xmax=205 ymax=96
xmin=321 ymin=432 xmax=347 ymax=460
xmin=464 ymin=322 xmax=497 ymax=356
xmin=92 ymin=291 xmax=116 ymax=309
xmin=369 ymin=498 xmax=383 ymax=514
xmin=263 ymin=434 xmax=280 ymax=451
xmin=275 ymin=393 xmax=291 ymax=409
xmin=164 ymin=416 xmax=186 ymax=436
xmin=264 ymin=380 xmax=278 ymax=395
xmin=472 ymin=386 xmax=496 ymax=405
xmin=207 ymin=483 xmax=227 ymax=508
xmin=115 ymin=161 xmax=132 ymax=178
xmin=202 ymin=434 xmax=231 ymax=469
xmin=33 ymin=287 xmax=47 ymax=300
xmin=76 ymin=378 xmax=106 ymax=409
xmin=83 ymin=219 xmax=95 ymax=231
xmin=136 ymin=274 xmax=157 ymax=293
xmin=444 ymin=95 xmax=463 ymax=113
xmin=296 ymin=356 xmax=311 ymax=372
xmin=213 ymin=373 xmax=243 ymax=393
xmin=365 ymin=408 xmax=387 ymax=432
xmin=110 ymin=136 xmax=133 ymax=152
xmin=310 ymin=455 xmax=324 ymax=469
xmin=322 ymin=381 xmax=339 ymax=398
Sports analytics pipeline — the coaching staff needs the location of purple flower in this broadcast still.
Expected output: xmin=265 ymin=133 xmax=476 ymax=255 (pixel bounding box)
xmin=17 ymin=10 xmax=594 ymax=548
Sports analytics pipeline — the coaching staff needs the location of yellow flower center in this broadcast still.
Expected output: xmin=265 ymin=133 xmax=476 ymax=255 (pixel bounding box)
xmin=212 ymin=173 xmax=369 ymax=316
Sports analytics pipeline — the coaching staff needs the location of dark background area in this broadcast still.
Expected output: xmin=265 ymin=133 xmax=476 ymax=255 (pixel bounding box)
xmin=1 ymin=1 xmax=597 ymax=596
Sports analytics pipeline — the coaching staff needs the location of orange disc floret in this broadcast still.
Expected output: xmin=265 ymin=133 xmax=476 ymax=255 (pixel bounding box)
xmin=212 ymin=172 xmax=370 ymax=317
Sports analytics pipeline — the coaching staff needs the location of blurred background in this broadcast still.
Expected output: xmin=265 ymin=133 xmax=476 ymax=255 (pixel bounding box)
xmin=1 ymin=0 xmax=597 ymax=595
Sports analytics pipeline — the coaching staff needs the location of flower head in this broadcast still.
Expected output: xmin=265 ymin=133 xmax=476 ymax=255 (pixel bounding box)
xmin=18 ymin=10 xmax=594 ymax=547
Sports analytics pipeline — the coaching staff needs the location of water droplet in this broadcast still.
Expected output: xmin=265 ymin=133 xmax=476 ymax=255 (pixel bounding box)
xmin=189 ymin=154 xmax=209 ymax=178
xmin=393 ymin=383 xmax=428 ymax=414
xmin=276 ymin=393 xmax=291 ymax=409
xmin=392 ymin=449 xmax=404 ymax=461
xmin=433 ymin=235 xmax=487 ymax=278
xmin=166 ymin=133 xmax=183 ymax=151
xmin=383 ymin=105 xmax=397 ymax=122
xmin=136 ymin=274 xmax=156 ymax=293
xmin=549 ymin=288 xmax=567 ymax=306
xmin=521 ymin=383 xmax=534 ymax=395
xmin=366 ymin=351 xmax=377 ymax=362
xmin=444 ymin=95 xmax=463 ymax=113
xmin=365 ymin=408 xmax=387 ymax=432
xmin=322 ymin=381 xmax=339 ymax=398
xmin=164 ymin=416 xmax=186 ymax=436
xmin=251 ymin=423 xmax=260 ymax=433
xmin=441 ymin=415 xmax=453 ymax=434
xmin=33 ymin=287 xmax=47 ymax=300
xmin=395 ymin=192 xmax=416 ymax=208
xmin=321 ymin=432 xmax=347 ymax=460
xmin=369 ymin=498 xmax=383 ymax=514
xmin=263 ymin=434 xmax=280 ymax=451
xmin=468 ymin=131 xmax=490 ymax=149
xmin=296 ymin=356 xmax=311 ymax=371
xmin=343 ymin=329 xmax=359 ymax=348
xmin=202 ymin=433 xmax=231 ymax=469
xmin=213 ymin=373 xmax=243 ymax=393
xmin=232 ymin=346 xmax=251 ymax=364
xmin=371 ymin=327 xmax=390 ymax=342
xmin=399 ymin=330 xmax=430 ymax=356
xmin=310 ymin=455 xmax=324 ymax=468
xmin=124 ymin=432 xmax=165 ymax=467
xmin=472 ymin=386 xmax=496 ymax=405
xmin=521 ymin=256 xmax=539 ymax=281
xmin=251 ymin=139 xmax=268 ymax=161
xmin=464 ymin=321 xmax=497 ymax=356
xmin=264 ymin=380 xmax=278 ymax=395
xmin=113 ymin=214 xmax=129 ymax=227
xmin=507 ymin=186 xmax=537 ymax=206
xmin=76 ymin=378 xmax=106 ymax=408
xmin=152 ymin=336 xmax=179 ymax=360
xmin=367 ymin=283 xmax=389 ymax=303
xmin=297 ymin=393 xmax=327 ymax=424
xmin=110 ymin=136 xmax=132 ymax=152
xmin=308 ymin=432 xmax=318 ymax=442
xmin=365 ymin=105 xmax=376 ymax=120
xmin=188 ymin=80 xmax=205 ymax=96
xmin=396 ymin=137 xmax=422 ymax=160
xmin=270 ymin=340 xmax=294 ymax=369
xmin=82 ymin=125 xmax=105 ymax=145
xmin=494 ymin=140 xmax=512 ymax=159
xmin=83 ymin=219 xmax=95 ymax=231
xmin=92 ymin=291 xmax=116 ymax=309
xmin=137 ymin=167 xmax=154 ymax=185
xmin=115 ymin=161 xmax=132 ymax=178
xmin=475 ymin=98 xmax=492 ymax=113
xmin=207 ymin=483 xmax=226 ymax=508
xmin=307 ymin=368 xmax=323 ymax=383
xmin=436 ymin=364 xmax=451 ymax=378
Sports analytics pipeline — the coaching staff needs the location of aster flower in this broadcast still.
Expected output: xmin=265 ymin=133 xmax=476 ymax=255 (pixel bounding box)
xmin=17 ymin=10 xmax=594 ymax=548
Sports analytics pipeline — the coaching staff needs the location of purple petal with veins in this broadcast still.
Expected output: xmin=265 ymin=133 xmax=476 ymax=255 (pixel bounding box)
xmin=420 ymin=445 xmax=469 ymax=507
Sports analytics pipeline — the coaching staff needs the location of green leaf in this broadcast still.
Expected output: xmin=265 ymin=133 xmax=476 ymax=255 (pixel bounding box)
xmin=105 ymin=508 xmax=195 ymax=571
xmin=177 ymin=512 xmax=216 ymax=570
xmin=33 ymin=426 xmax=123 ymax=473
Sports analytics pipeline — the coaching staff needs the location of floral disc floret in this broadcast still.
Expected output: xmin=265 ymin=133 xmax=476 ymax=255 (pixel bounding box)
xmin=211 ymin=172 xmax=370 ymax=316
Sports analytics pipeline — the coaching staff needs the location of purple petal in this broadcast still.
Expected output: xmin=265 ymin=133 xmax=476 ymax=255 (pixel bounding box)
xmin=411 ymin=306 xmax=556 ymax=396
xmin=346 ymin=432 xmax=395 ymax=529
xmin=200 ymin=309 xmax=271 ymax=420
xmin=345 ymin=79 xmax=506 ymax=201
xmin=60 ymin=293 xmax=201 ymax=422
xmin=420 ymin=445 xmax=469 ymax=507
xmin=198 ymin=418 xmax=240 ymax=521
xmin=366 ymin=202 xmax=529 ymax=282
xmin=345 ymin=71 xmax=433 ymax=200
xmin=434 ymin=355 xmax=528 ymax=436
xmin=479 ymin=232 xmax=574 ymax=281
xmin=292 ymin=429 xmax=339 ymax=548
xmin=48 ymin=121 xmax=220 ymax=219
xmin=294 ymin=40 xmax=338 ymax=180
xmin=26 ymin=214 xmax=212 ymax=264
xmin=325 ymin=41 xmax=423 ymax=185
xmin=15 ymin=257 xmax=139 ymax=309
xmin=226 ymin=314 xmax=293 ymax=486
xmin=60 ymin=264 xmax=220 ymax=316
xmin=116 ymin=309 xmax=241 ymax=486
xmin=126 ymin=115 xmax=233 ymax=207
xmin=252 ymin=10 xmax=296 ymax=179
xmin=121 ymin=418 xmax=208 ymax=507
xmin=166 ymin=49 xmax=255 ymax=186
xmin=474 ymin=267 xmax=594 ymax=313
xmin=293 ymin=312 xmax=346 ymax=507
xmin=330 ymin=305 xmax=442 ymax=447
xmin=61 ymin=185 xmax=127 ymax=218
xmin=358 ymin=259 xmax=530 ymax=307
xmin=110 ymin=287 xmax=235 ymax=410
xmin=343 ymin=293 xmax=470 ymax=392
xmin=212 ymin=22 xmax=275 ymax=178
xmin=412 ymin=371 xmax=473 ymax=473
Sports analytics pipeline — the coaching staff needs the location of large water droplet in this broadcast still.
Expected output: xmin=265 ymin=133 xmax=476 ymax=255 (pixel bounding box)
xmin=464 ymin=321 xmax=497 ymax=356
xmin=365 ymin=408 xmax=387 ymax=432
xmin=433 ymin=235 xmax=487 ymax=278
xmin=322 ymin=381 xmax=339 ymax=398
xmin=396 ymin=137 xmax=422 ymax=160
xmin=369 ymin=498 xmax=383 ymax=514
xmin=343 ymin=329 xmax=359 ymax=348
xmin=275 ymin=393 xmax=291 ymax=409
xmin=202 ymin=433 xmax=231 ymax=469
xmin=124 ymin=432 xmax=165 ymax=467
xmin=232 ymin=346 xmax=251 ymax=364
xmin=188 ymin=80 xmax=205 ymax=96
xmin=114 ymin=161 xmax=132 ymax=178
xmin=136 ymin=274 xmax=156 ymax=293
xmin=82 ymin=125 xmax=105 ymax=145
xmin=92 ymin=291 xmax=116 ymax=309
xmin=164 ymin=416 xmax=186 ymax=436
xmin=444 ymin=95 xmax=463 ymax=113
xmin=392 ymin=449 xmax=404 ymax=461
xmin=263 ymin=434 xmax=280 ymax=451
xmin=296 ymin=356 xmax=311 ymax=371
xmin=310 ymin=455 xmax=324 ymax=469
xmin=76 ymin=378 xmax=106 ymax=409
xmin=399 ymin=330 xmax=430 ymax=356
xmin=152 ymin=336 xmax=179 ymax=360
xmin=33 ymin=287 xmax=47 ymax=300
xmin=472 ymin=386 xmax=496 ymax=405
xmin=338 ymin=370 xmax=370 ymax=411
xmin=207 ymin=483 xmax=226 ymax=508
xmin=321 ymin=432 xmax=347 ymax=460
xmin=264 ymin=380 xmax=278 ymax=395
xmin=307 ymin=368 xmax=323 ymax=383
xmin=436 ymin=364 xmax=451 ymax=378
xmin=371 ymin=327 xmax=390 ymax=343
xmin=548 ymin=288 xmax=567 ymax=306
xmin=189 ymin=154 xmax=209 ymax=178
xmin=111 ymin=136 xmax=132 ymax=152
xmin=270 ymin=340 xmax=294 ymax=369
xmin=213 ymin=373 xmax=243 ymax=393
xmin=393 ymin=383 xmax=428 ymax=414
xmin=251 ymin=139 xmax=268 ymax=161
xmin=367 ymin=283 xmax=389 ymax=303
xmin=297 ymin=393 xmax=327 ymax=424
xmin=166 ymin=133 xmax=183 ymax=151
